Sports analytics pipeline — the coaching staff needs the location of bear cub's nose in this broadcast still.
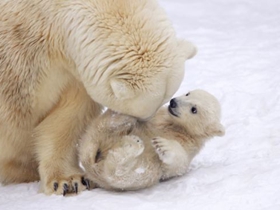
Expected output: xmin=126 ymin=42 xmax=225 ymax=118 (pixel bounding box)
xmin=170 ymin=98 xmax=177 ymax=108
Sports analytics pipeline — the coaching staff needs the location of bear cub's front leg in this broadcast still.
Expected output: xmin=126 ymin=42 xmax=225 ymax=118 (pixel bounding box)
xmin=152 ymin=137 xmax=190 ymax=179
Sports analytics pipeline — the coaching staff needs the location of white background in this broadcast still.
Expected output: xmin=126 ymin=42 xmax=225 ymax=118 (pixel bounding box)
xmin=1 ymin=0 xmax=280 ymax=209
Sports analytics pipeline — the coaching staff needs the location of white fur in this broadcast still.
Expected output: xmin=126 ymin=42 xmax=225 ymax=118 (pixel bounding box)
xmin=79 ymin=89 xmax=225 ymax=191
xmin=0 ymin=0 xmax=196 ymax=195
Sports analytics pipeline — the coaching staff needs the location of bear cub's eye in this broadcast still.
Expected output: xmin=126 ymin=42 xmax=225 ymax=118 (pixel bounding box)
xmin=191 ymin=107 xmax=197 ymax=114
xmin=186 ymin=92 xmax=190 ymax=96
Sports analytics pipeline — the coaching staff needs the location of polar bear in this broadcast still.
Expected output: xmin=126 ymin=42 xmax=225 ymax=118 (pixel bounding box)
xmin=0 ymin=0 xmax=196 ymax=195
xmin=79 ymin=89 xmax=225 ymax=191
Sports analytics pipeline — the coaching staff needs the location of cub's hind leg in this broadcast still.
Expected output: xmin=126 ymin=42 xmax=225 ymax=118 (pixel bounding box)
xmin=99 ymin=135 xmax=145 ymax=190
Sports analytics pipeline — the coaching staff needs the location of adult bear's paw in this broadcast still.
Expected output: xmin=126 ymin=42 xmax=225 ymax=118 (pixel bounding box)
xmin=42 ymin=174 xmax=90 ymax=196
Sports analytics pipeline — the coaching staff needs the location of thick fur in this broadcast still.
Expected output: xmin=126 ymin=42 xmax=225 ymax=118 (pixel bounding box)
xmin=0 ymin=0 xmax=196 ymax=195
xmin=79 ymin=89 xmax=225 ymax=191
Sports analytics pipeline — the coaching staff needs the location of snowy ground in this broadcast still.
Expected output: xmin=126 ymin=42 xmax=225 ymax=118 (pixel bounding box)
xmin=1 ymin=0 xmax=280 ymax=209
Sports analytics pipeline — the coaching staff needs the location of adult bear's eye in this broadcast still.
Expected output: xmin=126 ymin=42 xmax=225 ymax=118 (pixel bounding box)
xmin=191 ymin=107 xmax=197 ymax=114
xmin=186 ymin=92 xmax=190 ymax=96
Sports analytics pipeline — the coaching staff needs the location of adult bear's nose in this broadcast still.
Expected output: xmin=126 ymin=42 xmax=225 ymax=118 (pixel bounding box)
xmin=170 ymin=98 xmax=177 ymax=108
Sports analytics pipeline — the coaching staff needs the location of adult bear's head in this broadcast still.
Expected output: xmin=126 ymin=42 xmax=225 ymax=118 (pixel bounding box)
xmin=64 ymin=0 xmax=196 ymax=119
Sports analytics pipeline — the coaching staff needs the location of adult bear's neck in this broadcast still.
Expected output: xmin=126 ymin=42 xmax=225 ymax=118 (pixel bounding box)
xmin=54 ymin=1 xmax=123 ymax=99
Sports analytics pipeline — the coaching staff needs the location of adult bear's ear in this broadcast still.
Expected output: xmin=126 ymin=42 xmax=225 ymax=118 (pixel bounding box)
xmin=110 ymin=79 xmax=135 ymax=99
xmin=206 ymin=123 xmax=225 ymax=137
xmin=178 ymin=39 xmax=197 ymax=60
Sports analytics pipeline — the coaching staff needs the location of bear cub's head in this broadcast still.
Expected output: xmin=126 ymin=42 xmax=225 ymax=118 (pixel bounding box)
xmin=167 ymin=89 xmax=225 ymax=138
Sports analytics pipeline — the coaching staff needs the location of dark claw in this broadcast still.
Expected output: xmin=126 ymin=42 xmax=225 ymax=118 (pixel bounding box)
xmin=86 ymin=181 xmax=90 ymax=190
xmin=81 ymin=177 xmax=90 ymax=190
xmin=81 ymin=177 xmax=86 ymax=185
xmin=54 ymin=182 xmax=58 ymax=191
xmin=63 ymin=183 xmax=69 ymax=196
xmin=74 ymin=182 xmax=78 ymax=194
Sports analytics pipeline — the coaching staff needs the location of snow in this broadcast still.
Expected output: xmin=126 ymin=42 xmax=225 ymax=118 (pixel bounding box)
xmin=1 ymin=0 xmax=280 ymax=209
xmin=135 ymin=167 xmax=146 ymax=174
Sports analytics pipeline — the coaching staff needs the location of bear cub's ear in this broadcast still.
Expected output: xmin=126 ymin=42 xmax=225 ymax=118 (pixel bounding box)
xmin=206 ymin=123 xmax=225 ymax=137
xmin=177 ymin=39 xmax=197 ymax=60
xmin=110 ymin=79 xmax=135 ymax=99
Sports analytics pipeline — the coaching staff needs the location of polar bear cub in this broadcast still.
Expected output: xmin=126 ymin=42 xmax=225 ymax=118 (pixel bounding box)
xmin=79 ymin=89 xmax=225 ymax=191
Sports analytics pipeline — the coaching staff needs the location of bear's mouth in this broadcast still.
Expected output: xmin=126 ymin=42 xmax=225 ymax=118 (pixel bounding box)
xmin=168 ymin=106 xmax=178 ymax=117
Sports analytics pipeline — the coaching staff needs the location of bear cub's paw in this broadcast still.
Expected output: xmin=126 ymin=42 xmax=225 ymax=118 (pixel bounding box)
xmin=122 ymin=135 xmax=144 ymax=157
xmin=152 ymin=137 xmax=176 ymax=165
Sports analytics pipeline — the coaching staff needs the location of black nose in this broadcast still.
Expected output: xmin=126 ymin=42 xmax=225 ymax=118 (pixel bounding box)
xmin=170 ymin=98 xmax=177 ymax=108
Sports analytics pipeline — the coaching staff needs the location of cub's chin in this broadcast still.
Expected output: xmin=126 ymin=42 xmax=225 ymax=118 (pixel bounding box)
xmin=168 ymin=106 xmax=178 ymax=117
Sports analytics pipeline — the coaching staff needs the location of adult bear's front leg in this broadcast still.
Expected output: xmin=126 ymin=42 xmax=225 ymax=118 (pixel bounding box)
xmin=34 ymin=83 xmax=102 ymax=195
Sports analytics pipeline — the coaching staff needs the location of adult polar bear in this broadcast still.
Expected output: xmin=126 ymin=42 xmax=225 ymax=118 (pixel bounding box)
xmin=0 ymin=0 xmax=196 ymax=195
